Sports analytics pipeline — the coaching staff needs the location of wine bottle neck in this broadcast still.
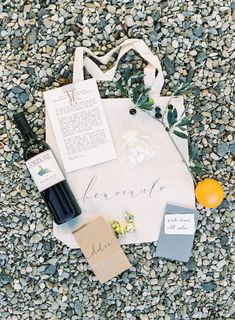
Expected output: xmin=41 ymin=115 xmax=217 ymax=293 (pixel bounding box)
xmin=23 ymin=131 xmax=36 ymax=143
xmin=14 ymin=112 xmax=37 ymax=143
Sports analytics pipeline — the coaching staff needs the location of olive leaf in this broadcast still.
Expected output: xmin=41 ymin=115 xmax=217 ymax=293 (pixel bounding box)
xmin=137 ymin=96 xmax=154 ymax=110
xmin=131 ymin=83 xmax=154 ymax=110
xmin=167 ymin=108 xmax=178 ymax=128
xmin=139 ymin=104 xmax=154 ymax=111
xmin=174 ymin=68 xmax=194 ymax=96
xmin=173 ymin=108 xmax=177 ymax=120
xmin=132 ymin=86 xmax=139 ymax=104
xmin=177 ymin=126 xmax=187 ymax=131
xmin=189 ymin=143 xmax=200 ymax=161
xmin=174 ymin=83 xmax=192 ymax=97
xmin=176 ymin=116 xmax=192 ymax=127
xmin=130 ymin=72 xmax=145 ymax=80
xmin=173 ymin=130 xmax=188 ymax=139
xmin=190 ymin=161 xmax=203 ymax=176
xmin=116 ymin=80 xmax=128 ymax=96
xmin=167 ymin=110 xmax=174 ymax=127
xmin=186 ymin=68 xmax=194 ymax=83
xmin=124 ymin=67 xmax=131 ymax=82
xmin=136 ymin=94 xmax=149 ymax=105
xmin=127 ymin=72 xmax=144 ymax=86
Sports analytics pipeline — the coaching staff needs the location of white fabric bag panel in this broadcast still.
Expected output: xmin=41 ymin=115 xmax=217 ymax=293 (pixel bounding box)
xmin=46 ymin=39 xmax=195 ymax=248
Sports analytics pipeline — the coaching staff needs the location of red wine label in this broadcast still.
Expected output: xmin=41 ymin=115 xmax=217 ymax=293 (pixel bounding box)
xmin=26 ymin=150 xmax=65 ymax=192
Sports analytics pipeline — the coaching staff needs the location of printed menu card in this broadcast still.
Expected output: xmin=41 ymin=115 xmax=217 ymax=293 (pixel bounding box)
xmin=73 ymin=216 xmax=131 ymax=284
xmin=44 ymin=78 xmax=116 ymax=173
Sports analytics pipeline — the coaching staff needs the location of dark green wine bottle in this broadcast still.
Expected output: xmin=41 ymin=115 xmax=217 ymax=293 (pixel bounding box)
xmin=14 ymin=112 xmax=82 ymax=224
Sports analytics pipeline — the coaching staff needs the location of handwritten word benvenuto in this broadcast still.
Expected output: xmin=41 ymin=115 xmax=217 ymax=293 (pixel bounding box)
xmin=79 ymin=175 xmax=170 ymax=203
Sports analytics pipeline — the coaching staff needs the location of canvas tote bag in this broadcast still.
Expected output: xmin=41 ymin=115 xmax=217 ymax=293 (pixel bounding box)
xmin=46 ymin=39 xmax=195 ymax=248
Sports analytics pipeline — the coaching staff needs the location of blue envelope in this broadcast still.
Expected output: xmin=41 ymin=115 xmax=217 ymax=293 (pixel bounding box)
xmin=155 ymin=204 xmax=199 ymax=262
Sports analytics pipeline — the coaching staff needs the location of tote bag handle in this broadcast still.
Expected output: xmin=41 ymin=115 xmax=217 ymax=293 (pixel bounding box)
xmin=73 ymin=39 xmax=164 ymax=95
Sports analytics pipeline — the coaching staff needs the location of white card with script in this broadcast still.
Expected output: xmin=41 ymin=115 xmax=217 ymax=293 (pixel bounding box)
xmin=46 ymin=39 xmax=195 ymax=248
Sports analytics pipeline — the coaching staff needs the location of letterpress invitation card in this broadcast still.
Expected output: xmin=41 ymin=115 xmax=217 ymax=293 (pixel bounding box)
xmin=44 ymin=78 xmax=116 ymax=173
xmin=73 ymin=216 xmax=131 ymax=283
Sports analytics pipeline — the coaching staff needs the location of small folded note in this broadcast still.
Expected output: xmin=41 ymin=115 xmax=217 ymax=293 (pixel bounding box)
xmin=73 ymin=216 xmax=131 ymax=284
xmin=155 ymin=204 xmax=199 ymax=262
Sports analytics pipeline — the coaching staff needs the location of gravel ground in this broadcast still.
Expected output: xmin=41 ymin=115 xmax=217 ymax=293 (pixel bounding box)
xmin=0 ymin=0 xmax=235 ymax=319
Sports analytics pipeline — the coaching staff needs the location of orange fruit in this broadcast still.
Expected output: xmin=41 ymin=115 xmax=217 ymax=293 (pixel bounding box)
xmin=195 ymin=178 xmax=224 ymax=208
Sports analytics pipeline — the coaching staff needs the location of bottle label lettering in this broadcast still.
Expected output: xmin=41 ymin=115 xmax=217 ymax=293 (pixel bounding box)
xmin=26 ymin=150 xmax=65 ymax=192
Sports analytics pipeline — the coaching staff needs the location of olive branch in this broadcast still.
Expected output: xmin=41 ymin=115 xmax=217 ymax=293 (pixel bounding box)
xmin=115 ymin=67 xmax=203 ymax=181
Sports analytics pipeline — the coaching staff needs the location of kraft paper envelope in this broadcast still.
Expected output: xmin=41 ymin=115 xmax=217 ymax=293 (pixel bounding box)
xmin=155 ymin=204 xmax=199 ymax=262
xmin=73 ymin=216 xmax=131 ymax=283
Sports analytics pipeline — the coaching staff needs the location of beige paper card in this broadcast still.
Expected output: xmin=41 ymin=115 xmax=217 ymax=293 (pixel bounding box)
xmin=73 ymin=216 xmax=131 ymax=283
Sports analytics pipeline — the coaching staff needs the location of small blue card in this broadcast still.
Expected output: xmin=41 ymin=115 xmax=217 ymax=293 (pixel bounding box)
xmin=155 ymin=204 xmax=199 ymax=262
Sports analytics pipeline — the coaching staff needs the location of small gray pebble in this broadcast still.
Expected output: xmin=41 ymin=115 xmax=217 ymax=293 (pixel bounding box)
xmin=30 ymin=234 xmax=42 ymax=244
xmin=218 ymin=200 xmax=230 ymax=209
xmin=27 ymin=27 xmax=38 ymax=45
xmin=97 ymin=19 xmax=106 ymax=30
xmin=74 ymin=300 xmax=82 ymax=316
xmin=104 ymin=25 xmax=112 ymax=34
xmin=230 ymin=144 xmax=235 ymax=156
xmin=39 ymin=40 xmax=47 ymax=47
xmin=6 ymin=153 xmax=12 ymax=162
xmin=12 ymin=86 xmax=24 ymax=94
xmin=163 ymin=56 xmax=175 ymax=75
xmin=185 ymin=259 xmax=196 ymax=271
xmin=202 ymin=282 xmax=217 ymax=292
xmin=181 ymin=271 xmax=192 ymax=280
xmin=220 ymin=235 xmax=229 ymax=246
xmin=11 ymin=37 xmax=23 ymax=49
xmin=82 ymin=40 xmax=91 ymax=47
xmin=44 ymin=264 xmax=57 ymax=276
xmin=48 ymin=39 xmax=56 ymax=47
xmin=51 ymin=302 xmax=59 ymax=310
xmin=193 ymin=26 xmax=204 ymax=37
xmin=0 ymin=273 xmax=12 ymax=285
xmin=19 ymin=92 xmax=29 ymax=105
xmin=126 ymin=16 xmax=136 ymax=27
xmin=149 ymin=31 xmax=158 ymax=44
xmin=166 ymin=44 xmax=174 ymax=54
xmin=26 ymin=66 xmax=35 ymax=75
xmin=217 ymin=142 xmax=229 ymax=157
xmin=183 ymin=21 xmax=191 ymax=29
xmin=5 ymin=120 xmax=11 ymax=130
xmin=196 ymin=52 xmax=207 ymax=63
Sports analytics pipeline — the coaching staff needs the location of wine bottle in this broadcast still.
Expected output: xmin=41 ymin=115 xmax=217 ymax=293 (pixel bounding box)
xmin=14 ymin=112 xmax=82 ymax=224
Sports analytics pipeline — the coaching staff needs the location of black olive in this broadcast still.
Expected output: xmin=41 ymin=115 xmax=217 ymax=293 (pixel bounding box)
xmin=155 ymin=112 xmax=162 ymax=119
xmin=129 ymin=108 xmax=137 ymax=115
xmin=155 ymin=107 xmax=161 ymax=112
